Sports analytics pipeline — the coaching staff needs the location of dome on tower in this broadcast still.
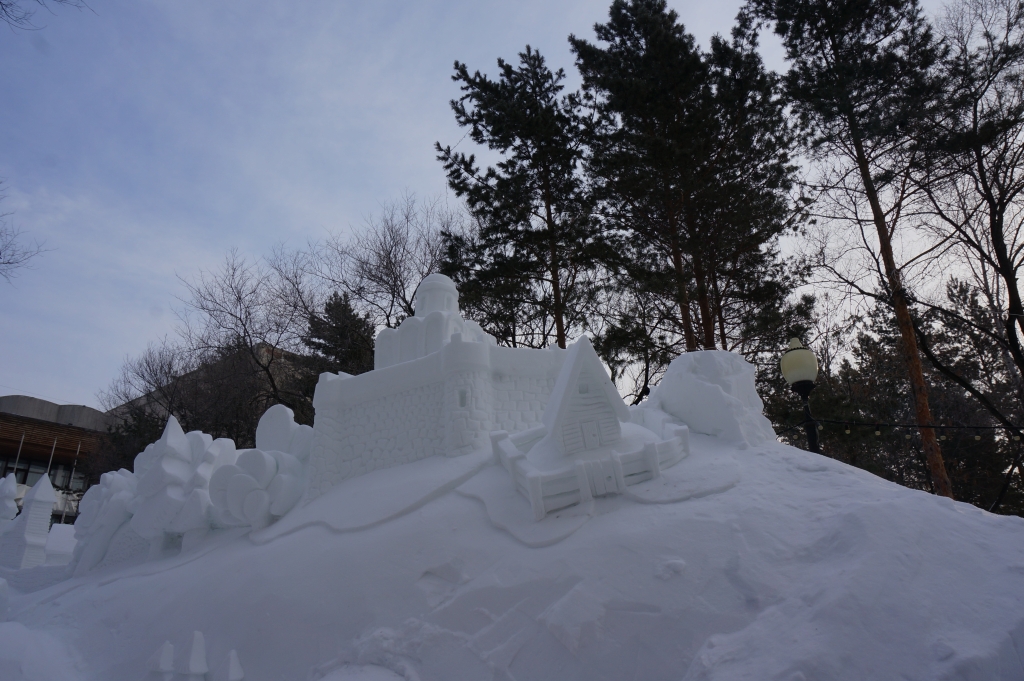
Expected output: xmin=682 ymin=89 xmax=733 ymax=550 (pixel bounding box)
xmin=413 ymin=273 xmax=459 ymax=317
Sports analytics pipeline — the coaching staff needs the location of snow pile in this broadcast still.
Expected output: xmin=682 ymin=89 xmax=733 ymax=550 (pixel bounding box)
xmin=2 ymin=434 xmax=1022 ymax=679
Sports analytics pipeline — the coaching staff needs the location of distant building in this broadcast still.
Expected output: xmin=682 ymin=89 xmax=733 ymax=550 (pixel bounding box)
xmin=0 ymin=395 xmax=113 ymax=524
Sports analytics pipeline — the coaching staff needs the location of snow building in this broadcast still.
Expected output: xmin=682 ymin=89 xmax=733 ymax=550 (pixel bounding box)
xmin=304 ymin=274 xmax=689 ymax=513
xmin=305 ymin=274 xmax=565 ymax=499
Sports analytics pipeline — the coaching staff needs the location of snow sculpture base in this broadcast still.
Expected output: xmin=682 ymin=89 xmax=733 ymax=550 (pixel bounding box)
xmin=491 ymin=425 xmax=689 ymax=520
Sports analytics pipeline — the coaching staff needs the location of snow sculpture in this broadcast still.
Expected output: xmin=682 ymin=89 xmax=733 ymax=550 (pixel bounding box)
xmin=151 ymin=640 xmax=174 ymax=681
xmin=255 ymin=404 xmax=314 ymax=458
xmin=306 ymin=335 xmax=567 ymax=499
xmin=0 ymin=474 xmax=55 ymax=570
xmin=43 ymin=523 xmax=77 ymax=566
xmin=208 ymin=405 xmax=311 ymax=529
xmin=70 ymin=407 xmax=312 ymax=575
xmin=373 ymin=273 xmax=495 ymax=369
xmin=72 ymin=468 xmax=139 ymax=575
xmin=308 ymin=276 xmax=778 ymax=509
xmin=491 ymin=337 xmax=688 ymax=519
xmin=145 ymin=633 xmax=242 ymax=681
xmin=646 ymin=350 xmax=776 ymax=447
xmin=186 ymin=630 xmax=207 ymax=681
xmin=125 ymin=416 xmax=239 ymax=556
xmin=0 ymin=472 xmax=18 ymax=535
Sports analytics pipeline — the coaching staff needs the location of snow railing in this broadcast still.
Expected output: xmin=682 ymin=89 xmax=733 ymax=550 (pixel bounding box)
xmin=490 ymin=426 xmax=690 ymax=520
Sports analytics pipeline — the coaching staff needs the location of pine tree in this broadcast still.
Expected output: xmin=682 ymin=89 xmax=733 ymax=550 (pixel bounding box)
xmin=436 ymin=47 xmax=610 ymax=349
xmin=570 ymin=0 xmax=710 ymax=351
xmin=571 ymin=0 xmax=804 ymax=376
xmin=302 ymin=292 xmax=375 ymax=376
xmin=745 ymin=0 xmax=955 ymax=497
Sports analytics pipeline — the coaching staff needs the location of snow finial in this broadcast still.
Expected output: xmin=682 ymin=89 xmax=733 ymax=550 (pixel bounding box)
xmin=187 ymin=630 xmax=208 ymax=679
xmin=227 ymin=649 xmax=245 ymax=681
xmin=153 ymin=641 xmax=174 ymax=681
xmin=788 ymin=337 xmax=804 ymax=350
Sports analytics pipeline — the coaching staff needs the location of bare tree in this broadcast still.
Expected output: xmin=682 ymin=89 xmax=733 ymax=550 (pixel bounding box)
xmin=311 ymin=194 xmax=453 ymax=329
xmin=0 ymin=190 xmax=44 ymax=284
xmin=1 ymin=0 xmax=82 ymax=29
xmin=177 ymin=249 xmax=315 ymax=415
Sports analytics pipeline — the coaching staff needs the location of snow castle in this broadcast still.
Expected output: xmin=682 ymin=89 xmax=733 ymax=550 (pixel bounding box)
xmin=1 ymin=273 xmax=776 ymax=586
xmin=306 ymin=273 xmax=566 ymax=499
xmin=305 ymin=273 xmax=695 ymax=517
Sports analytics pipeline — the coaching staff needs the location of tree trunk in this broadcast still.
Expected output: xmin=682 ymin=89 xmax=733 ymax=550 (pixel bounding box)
xmin=693 ymin=258 xmax=716 ymax=350
xmin=669 ymin=230 xmax=698 ymax=351
xmin=712 ymin=271 xmax=728 ymax=350
xmin=974 ymin=147 xmax=1024 ymax=381
xmin=850 ymin=131 xmax=954 ymax=498
xmin=543 ymin=186 xmax=566 ymax=349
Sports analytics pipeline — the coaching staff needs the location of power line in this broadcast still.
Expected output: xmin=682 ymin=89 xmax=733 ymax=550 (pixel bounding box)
xmin=778 ymin=418 xmax=1022 ymax=441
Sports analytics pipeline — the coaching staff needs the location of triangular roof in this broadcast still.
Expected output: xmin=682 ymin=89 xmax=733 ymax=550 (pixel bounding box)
xmin=23 ymin=471 xmax=55 ymax=505
xmin=542 ymin=336 xmax=630 ymax=433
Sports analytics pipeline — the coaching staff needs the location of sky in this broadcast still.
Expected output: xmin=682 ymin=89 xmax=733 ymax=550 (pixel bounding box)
xmin=0 ymin=0 xmax=784 ymax=410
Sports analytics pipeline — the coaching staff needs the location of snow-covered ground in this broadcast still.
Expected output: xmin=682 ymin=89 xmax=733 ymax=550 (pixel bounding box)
xmin=2 ymin=431 xmax=1023 ymax=681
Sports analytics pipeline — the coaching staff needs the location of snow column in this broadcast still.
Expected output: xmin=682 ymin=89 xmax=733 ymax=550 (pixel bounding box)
xmin=442 ymin=334 xmax=493 ymax=455
xmin=0 ymin=474 xmax=56 ymax=570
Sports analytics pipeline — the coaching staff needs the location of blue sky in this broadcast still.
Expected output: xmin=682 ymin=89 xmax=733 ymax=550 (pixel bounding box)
xmin=0 ymin=0 xmax=782 ymax=409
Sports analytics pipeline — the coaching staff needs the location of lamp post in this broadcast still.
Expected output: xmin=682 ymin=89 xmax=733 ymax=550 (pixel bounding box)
xmin=780 ymin=337 xmax=820 ymax=453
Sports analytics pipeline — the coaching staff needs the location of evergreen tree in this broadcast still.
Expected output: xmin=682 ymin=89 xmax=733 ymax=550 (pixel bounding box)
xmin=571 ymin=0 xmax=805 ymax=382
xmin=436 ymin=47 xmax=610 ymax=349
xmin=301 ymin=292 xmax=375 ymax=376
xmin=745 ymin=0 xmax=956 ymax=497
xmin=570 ymin=0 xmax=711 ymax=351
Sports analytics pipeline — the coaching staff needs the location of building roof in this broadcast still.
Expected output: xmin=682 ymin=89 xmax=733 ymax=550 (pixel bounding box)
xmin=541 ymin=336 xmax=630 ymax=433
xmin=0 ymin=395 xmax=113 ymax=432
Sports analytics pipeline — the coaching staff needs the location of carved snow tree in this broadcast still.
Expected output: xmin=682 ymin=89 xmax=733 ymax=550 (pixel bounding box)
xmin=744 ymin=0 xmax=955 ymax=496
xmin=436 ymin=47 xmax=611 ymax=349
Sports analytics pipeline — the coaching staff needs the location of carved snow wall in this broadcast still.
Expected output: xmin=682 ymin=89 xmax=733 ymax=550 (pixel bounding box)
xmin=305 ymin=337 xmax=566 ymax=501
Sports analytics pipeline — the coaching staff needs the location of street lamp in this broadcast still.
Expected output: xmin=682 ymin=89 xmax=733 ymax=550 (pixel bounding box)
xmin=780 ymin=337 xmax=820 ymax=453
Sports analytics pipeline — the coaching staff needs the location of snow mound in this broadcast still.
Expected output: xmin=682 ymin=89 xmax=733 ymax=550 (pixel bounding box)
xmin=648 ymin=350 xmax=777 ymax=446
xmin=0 ymin=330 xmax=1020 ymax=680
xmin=2 ymin=434 xmax=1022 ymax=681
